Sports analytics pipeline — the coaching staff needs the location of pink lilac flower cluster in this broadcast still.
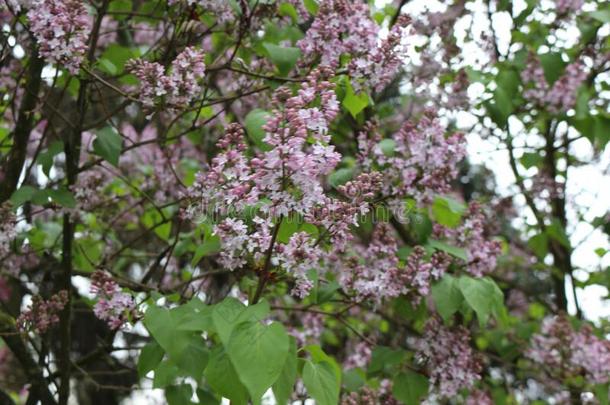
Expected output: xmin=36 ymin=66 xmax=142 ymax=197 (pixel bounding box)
xmin=276 ymin=231 xmax=323 ymax=298
xmin=298 ymin=0 xmax=376 ymax=66
xmin=466 ymin=390 xmax=493 ymax=405
xmin=521 ymin=55 xmax=588 ymax=114
xmin=343 ymin=341 xmax=373 ymax=370
xmin=27 ymin=0 xmax=90 ymax=74
xmin=0 ymin=203 xmax=17 ymax=257
xmin=298 ymin=0 xmax=410 ymax=91
xmin=527 ymin=316 xmax=610 ymax=384
xmin=413 ymin=318 xmax=483 ymax=398
xmin=555 ymin=0 xmax=583 ymax=14
xmin=435 ymin=202 xmax=502 ymax=277
xmin=189 ymin=69 xmax=387 ymax=297
xmin=126 ymin=47 xmax=206 ymax=110
xmin=544 ymin=61 xmax=588 ymax=113
xmin=358 ymin=111 xmax=466 ymax=205
xmin=190 ymin=69 xmax=340 ymax=218
xmin=349 ymin=15 xmax=411 ymax=92
xmin=336 ymin=225 xmax=448 ymax=304
xmin=90 ymin=270 xmax=135 ymax=330
xmin=189 ymin=70 xmax=468 ymax=301
xmin=288 ymin=312 xmax=324 ymax=346
xmin=16 ymin=290 xmax=68 ymax=334
xmin=312 ymin=171 xmax=383 ymax=249
xmin=340 ymin=381 xmax=398 ymax=405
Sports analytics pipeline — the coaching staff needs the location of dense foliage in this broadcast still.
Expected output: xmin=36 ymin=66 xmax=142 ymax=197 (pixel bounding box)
xmin=0 ymin=0 xmax=609 ymax=404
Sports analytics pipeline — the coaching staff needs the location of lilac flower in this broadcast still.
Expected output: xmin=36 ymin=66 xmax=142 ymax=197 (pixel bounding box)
xmin=298 ymin=0 xmax=410 ymax=92
xmin=522 ymin=55 xmax=588 ymax=114
xmin=436 ymin=202 xmax=502 ymax=277
xmin=555 ymin=0 xmax=583 ymax=14
xmin=288 ymin=312 xmax=324 ymax=346
xmin=413 ymin=318 xmax=483 ymax=398
xmin=349 ymin=16 xmax=411 ymax=92
xmin=90 ymin=270 xmax=135 ymax=330
xmin=27 ymin=0 xmax=90 ymax=74
xmin=527 ymin=316 xmax=610 ymax=384
xmin=545 ymin=61 xmax=587 ymax=113
xmin=127 ymin=47 xmax=206 ymax=110
xmin=17 ymin=291 xmax=69 ymax=334
xmin=276 ymin=232 xmax=322 ymax=298
xmin=213 ymin=218 xmax=249 ymax=271
xmin=466 ymin=390 xmax=493 ymax=405
xmin=343 ymin=341 xmax=373 ymax=370
xmin=358 ymin=111 xmax=466 ymax=205
xmin=336 ymin=224 xmax=447 ymax=304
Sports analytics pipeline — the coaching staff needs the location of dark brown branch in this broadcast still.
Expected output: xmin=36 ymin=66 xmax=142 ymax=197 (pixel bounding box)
xmin=0 ymin=48 xmax=43 ymax=203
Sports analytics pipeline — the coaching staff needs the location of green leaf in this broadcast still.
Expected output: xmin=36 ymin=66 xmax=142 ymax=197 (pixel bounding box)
xmin=47 ymin=188 xmax=76 ymax=208
xmin=176 ymin=336 xmax=209 ymax=380
xmin=589 ymin=9 xmax=610 ymax=23
xmin=153 ymin=360 xmax=180 ymax=388
xmin=98 ymin=58 xmax=118 ymax=75
xmin=539 ymin=52 xmax=566 ymax=85
xmin=277 ymin=218 xmax=299 ymax=244
xmin=496 ymin=69 xmax=520 ymax=99
xmin=343 ymin=79 xmax=369 ymax=118
xmin=378 ymin=139 xmax=396 ymax=157
xmin=177 ymin=303 xmax=215 ymax=332
xmin=458 ymin=276 xmax=504 ymax=327
xmin=427 ymin=239 xmax=468 ymax=261
xmin=432 ymin=274 xmax=464 ymax=322
xmin=392 ymin=371 xmax=429 ymax=405
xmin=546 ymin=219 xmax=571 ymax=249
xmin=278 ymin=3 xmax=298 ymax=22
xmin=273 ymin=337 xmax=298 ymax=405
xmin=304 ymin=345 xmax=341 ymax=383
xmin=520 ymin=152 xmax=542 ymax=169
xmin=493 ymin=86 xmax=514 ymax=126
xmin=244 ymin=109 xmax=272 ymax=151
xmin=432 ymin=196 xmax=465 ymax=228
xmin=227 ymin=321 xmax=289 ymax=403
xmin=263 ymin=43 xmax=301 ymax=76
xmin=212 ymin=298 xmax=270 ymax=346
xmin=343 ymin=368 xmax=365 ymax=392
xmin=212 ymin=298 xmax=247 ymax=346
xmin=191 ymin=234 xmax=221 ymax=266
xmin=100 ymin=44 xmax=135 ymax=73
xmin=93 ymin=127 xmax=122 ymax=167
xmin=593 ymin=116 xmax=610 ymax=151
xmin=10 ymin=186 xmax=37 ymax=206
xmin=328 ymin=167 xmax=354 ymax=188
xmin=204 ymin=347 xmax=249 ymax=405
xmin=108 ymin=0 xmax=132 ymax=20
xmin=303 ymin=0 xmax=319 ymax=14
xmin=143 ymin=305 xmax=194 ymax=362
xmin=166 ymin=383 xmax=193 ymax=405
xmin=368 ymin=346 xmax=406 ymax=376
xmin=196 ymin=388 xmax=221 ymax=405
xmin=528 ymin=233 xmax=548 ymax=259
xmin=137 ymin=340 xmax=165 ymax=378
xmin=302 ymin=361 xmax=340 ymax=405
xmin=594 ymin=382 xmax=609 ymax=405
xmin=36 ymin=141 xmax=63 ymax=176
